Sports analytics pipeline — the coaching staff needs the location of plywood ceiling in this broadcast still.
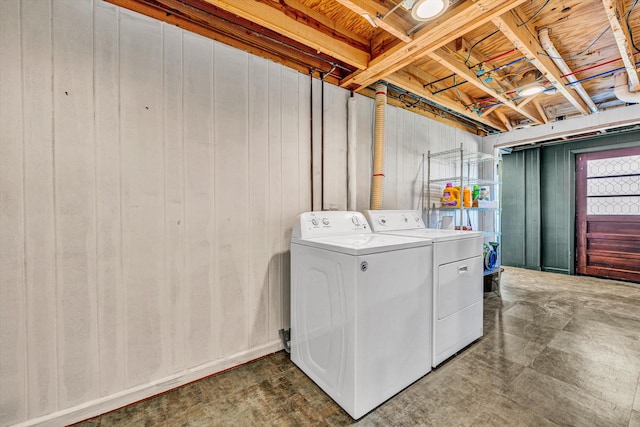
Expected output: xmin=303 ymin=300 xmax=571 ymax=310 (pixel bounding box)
xmin=110 ymin=0 xmax=640 ymax=136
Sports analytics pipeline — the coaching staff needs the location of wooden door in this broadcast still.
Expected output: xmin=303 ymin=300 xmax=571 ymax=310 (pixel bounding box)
xmin=576 ymin=146 xmax=640 ymax=282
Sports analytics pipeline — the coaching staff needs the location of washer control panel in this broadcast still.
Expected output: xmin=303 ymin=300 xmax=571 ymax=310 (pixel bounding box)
xmin=292 ymin=211 xmax=370 ymax=238
xmin=363 ymin=210 xmax=425 ymax=232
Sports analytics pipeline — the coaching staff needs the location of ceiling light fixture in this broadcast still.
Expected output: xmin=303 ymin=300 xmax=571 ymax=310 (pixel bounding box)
xmin=516 ymin=70 xmax=545 ymax=97
xmin=411 ymin=0 xmax=450 ymax=21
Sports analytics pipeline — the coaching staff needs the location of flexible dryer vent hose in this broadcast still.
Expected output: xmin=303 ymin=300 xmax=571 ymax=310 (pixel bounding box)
xmin=371 ymin=83 xmax=387 ymax=210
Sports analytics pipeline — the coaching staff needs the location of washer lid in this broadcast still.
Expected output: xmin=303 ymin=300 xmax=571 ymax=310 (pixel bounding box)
xmin=378 ymin=228 xmax=482 ymax=242
xmin=291 ymin=233 xmax=432 ymax=255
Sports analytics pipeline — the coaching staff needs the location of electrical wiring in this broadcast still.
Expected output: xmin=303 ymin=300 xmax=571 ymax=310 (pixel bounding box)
xmin=538 ymin=25 xmax=611 ymax=60
xmin=465 ymin=29 xmax=500 ymax=64
xmin=626 ymin=0 xmax=640 ymax=53
xmin=517 ymin=0 xmax=551 ymax=27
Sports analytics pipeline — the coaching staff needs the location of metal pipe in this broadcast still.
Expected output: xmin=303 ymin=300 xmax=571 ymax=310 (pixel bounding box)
xmin=539 ymin=28 xmax=598 ymax=113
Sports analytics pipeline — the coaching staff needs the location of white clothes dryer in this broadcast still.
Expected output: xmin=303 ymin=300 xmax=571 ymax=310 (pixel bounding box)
xmin=363 ymin=210 xmax=483 ymax=367
xmin=290 ymin=211 xmax=433 ymax=419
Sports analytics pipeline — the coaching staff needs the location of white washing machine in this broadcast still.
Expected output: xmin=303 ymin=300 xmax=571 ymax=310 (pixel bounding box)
xmin=363 ymin=210 xmax=483 ymax=367
xmin=290 ymin=211 xmax=433 ymax=419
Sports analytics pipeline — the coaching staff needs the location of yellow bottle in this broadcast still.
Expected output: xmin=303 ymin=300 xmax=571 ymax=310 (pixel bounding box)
xmin=442 ymin=183 xmax=460 ymax=207
xmin=463 ymin=186 xmax=472 ymax=208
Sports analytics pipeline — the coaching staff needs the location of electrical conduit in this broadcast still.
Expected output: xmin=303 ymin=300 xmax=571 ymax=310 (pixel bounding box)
xmin=371 ymin=83 xmax=387 ymax=210
xmin=539 ymin=28 xmax=599 ymax=113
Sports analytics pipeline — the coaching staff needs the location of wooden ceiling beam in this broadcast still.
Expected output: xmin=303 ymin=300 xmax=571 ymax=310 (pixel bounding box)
xmin=340 ymin=0 xmax=528 ymax=90
xmin=386 ymin=69 xmax=508 ymax=132
xmin=533 ymin=99 xmax=549 ymax=124
xmin=492 ymin=11 xmax=591 ymax=116
xmin=601 ymin=0 xmax=640 ymax=91
xmin=428 ymin=46 xmax=544 ymax=124
xmin=107 ymin=0 xmax=343 ymax=84
xmin=201 ymin=0 xmax=370 ymax=69
xmin=336 ymin=0 xmax=413 ymax=43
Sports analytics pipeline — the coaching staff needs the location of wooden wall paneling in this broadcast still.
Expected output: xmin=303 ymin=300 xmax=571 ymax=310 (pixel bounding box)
xmin=161 ymin=24 xmax=186 ymax=372
xmin=52 ymin=0 xmax=99 ymax=406
xmin=322 ymin=84 xmax=348 ymax=210
xmin=22 ymin=0 xmax=59 ymax=415
xmin=279 ymin=67 xmax=301 ymax=331
xmin=119 ymin=11 xmax=165 ymax=386
xmin=541 ymin=145 xmax=570 ymax=272
xmin=500 ymin=151 xmax=527 ymax=267
xmin=355 ymin=94 xmax=373 ymax=211
xmin=182 ymin=32 xmax=216 ymax=364
xmin=214 ymin=42 xmax=250 ymax=355
xmin=384 ymin=106 xmax=398 ymax=209
xmin=94 ymin=0 xmax=125 ymax=398
xmin=267 ymin=61 xmax=283 ymax=341
xmin=0 ymin=0 xmax=26 ymax=422
xmin=297 ymin=74 xmax=311 ymax=215
xmin=247 ymin=55 xmax=270 ymax=347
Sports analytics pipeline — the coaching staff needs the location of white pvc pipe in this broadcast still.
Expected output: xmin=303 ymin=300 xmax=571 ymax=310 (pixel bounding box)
xmin=539 ymin=28 xmax=598 ymax=113
xmin=371 ymin=83 xmax=387 ymax=210
xmin=614 ymin=72 xmax=640 ymax=103
xmin=347 ymin=96 xmax=357 ymax=211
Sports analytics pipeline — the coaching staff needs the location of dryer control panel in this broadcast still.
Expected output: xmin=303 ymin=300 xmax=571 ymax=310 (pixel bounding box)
xmin=292 ymin=211 xmax=370 ymax=239
xmin=363 ymin=210 xmax=425 ymax=232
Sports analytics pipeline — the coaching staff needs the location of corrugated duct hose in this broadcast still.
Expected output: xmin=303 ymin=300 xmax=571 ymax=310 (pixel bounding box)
xmin=371 ymin=83 xmax=387 ymax=210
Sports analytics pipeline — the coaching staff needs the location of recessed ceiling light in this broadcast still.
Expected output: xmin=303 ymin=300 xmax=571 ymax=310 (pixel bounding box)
xmin=411 ymin=0 xmax=450 ymax=21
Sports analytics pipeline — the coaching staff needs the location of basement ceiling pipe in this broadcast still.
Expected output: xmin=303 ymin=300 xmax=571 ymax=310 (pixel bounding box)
xmin=539 ymin=28 xmax=599 ymax=113
xmin=614 ymin=72 xmax=640 ymax=103
xmin=371 ymin=83 xmax=387 ymax=210
xmin=347 ymin=94 xmax=357 ymax=211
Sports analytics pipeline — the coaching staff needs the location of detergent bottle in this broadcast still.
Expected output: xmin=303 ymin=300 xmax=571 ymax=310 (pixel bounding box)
xmin=441 ymin=183 xmax=460 ymax=207
xmin=463 ymin=186 xmax=472 ymax=208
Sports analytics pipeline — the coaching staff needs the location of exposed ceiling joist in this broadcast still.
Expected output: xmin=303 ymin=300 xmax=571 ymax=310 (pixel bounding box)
xmin=602 ymin=0 xmax=640 ymax=91
xmin=492 ymin=11 xmax=591 ymax=116
xmin=428 ymin=46 xmax=544 ymax=124
xmin=340 ymin=0 xmax=528 ymax=90
xmin=386 ymin=69 xmax=508 ymax=132
xmin=107 ymin=0 xmax=348 ymax=83
xmin=533 ymin=99 xmax=549 ymax=124
xmin=202 ymin=0 xmax=370 ymax=69
xmin=336 ymin=0 xmax=413 ymax=43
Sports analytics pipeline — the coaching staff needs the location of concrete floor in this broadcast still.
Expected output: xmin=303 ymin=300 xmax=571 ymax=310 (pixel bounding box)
xmin=76 ymin=267 xmax=640 ymax=426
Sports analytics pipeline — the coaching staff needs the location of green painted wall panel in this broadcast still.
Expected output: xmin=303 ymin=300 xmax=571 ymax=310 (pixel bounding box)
xmin=502 ymin=148 xmax=540 ymax=269
xmin=501 ymin=130 xmax=640 ymax=274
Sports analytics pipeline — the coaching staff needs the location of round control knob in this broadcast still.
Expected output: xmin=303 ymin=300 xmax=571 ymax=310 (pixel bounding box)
xmin=322 ymin=218 xmax=330 ymax=225
xmin=352 ymin=216 xmax=360 ymax=225
xmin=403 ymin=217 xmax=408 ymax=223
xmin=415 ymin=216 xmax=420 ymax=222
xmin=311 ymin=218 xmax=319 ymax=226
xmin=378 ymin=218 xmax=386 ymax=225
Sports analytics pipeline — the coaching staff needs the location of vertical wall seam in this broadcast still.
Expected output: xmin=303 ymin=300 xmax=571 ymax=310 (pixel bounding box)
xmin=180 ymin=30 xmax=186 ymax=366
xmin=117 ymin=6 xmax=126 ymax=387
xmin=19 ymin=0 xmax=29 ymax=416
xmin=245 ymin=56 xmax=251 ymax=349
xmin=160 ymin=22 xmax=168 ymax=374
xmin=50 ymin=0 xmax=60 ymax=409
xmin=91 ymin=0 xmax=100 ymax=395
xmin=211 ymin=41 xmax=217 ymax=358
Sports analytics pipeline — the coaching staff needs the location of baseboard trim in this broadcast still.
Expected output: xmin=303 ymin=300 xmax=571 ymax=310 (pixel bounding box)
xmin=12 ymin=340 xmax=283 ymax=427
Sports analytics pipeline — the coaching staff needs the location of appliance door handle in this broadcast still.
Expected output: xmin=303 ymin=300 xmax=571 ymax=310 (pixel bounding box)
xmin=458 ymin=265 xmax=468 ymax=274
